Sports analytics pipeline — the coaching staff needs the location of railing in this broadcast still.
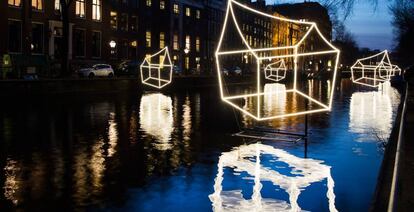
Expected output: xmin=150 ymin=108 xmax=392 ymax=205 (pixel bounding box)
xmin=387 ymin=83 xmax=408 ymax=212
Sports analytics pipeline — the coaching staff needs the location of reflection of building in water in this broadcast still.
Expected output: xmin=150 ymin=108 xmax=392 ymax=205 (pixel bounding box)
xmin=349 ymin=82 xmax=400 ymax=142
xmin=209 ymin=143 xmax=337 ymax=212
xmin=139 ymin=93 xmax=174 ymax=150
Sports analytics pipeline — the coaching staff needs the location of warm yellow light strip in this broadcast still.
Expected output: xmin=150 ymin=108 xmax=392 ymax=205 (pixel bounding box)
xmin=264 ymin=59 xmax=287 ymax=82
xmin=140 ymin=46 xmax=173 ymax=89
xmin=215 ymin=0 xmax=340 ymax=120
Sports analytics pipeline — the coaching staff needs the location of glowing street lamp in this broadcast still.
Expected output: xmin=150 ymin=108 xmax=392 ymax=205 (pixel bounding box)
xmin=215 ymin=0 xmax=340 ymax=121
xmin=109 ymin=40 xmax=117 ymax=48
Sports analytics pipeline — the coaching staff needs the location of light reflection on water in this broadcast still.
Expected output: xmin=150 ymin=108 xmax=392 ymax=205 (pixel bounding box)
xmin=349 ymin=82 xmax=400 ymax=142
xmin=209 ymin=143 xmax=337 ymax=212
xmin=0 ymin=79 xmax=402 ymax=211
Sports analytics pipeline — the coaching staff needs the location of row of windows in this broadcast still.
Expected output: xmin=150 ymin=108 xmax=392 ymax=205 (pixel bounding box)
xmin=8 ymin=0 xmax=43 ymax=10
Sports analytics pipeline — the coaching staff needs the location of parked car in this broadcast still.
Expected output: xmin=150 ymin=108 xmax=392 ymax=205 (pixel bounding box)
xmin=173 ymin=65 xmax=182 ymax=75
xmin=116 ymin=60 xmax=139 ymax=77
xmin=78 ymin=64 xmax=114 ymax=78
xmin=233 ymin=66 xmax=242 ymax=75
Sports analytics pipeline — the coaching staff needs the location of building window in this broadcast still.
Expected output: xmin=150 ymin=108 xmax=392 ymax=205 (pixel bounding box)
xmin=32 ymin=0 xmax=43 ymax=11
xmin=160 ymin=0 xmax=165 ymax=9
xmin=173 ymin=34 xmax=179 ymax=50
xmin=92 ymin=31 xmax=101 ymax=58
xmin=31 ymin=23 xmax=43 ymax=54
xmin=73 ymin=29 xmax=85 ymax=57
xmin=196 ymin=10 xmax=200 ymax=19
xmin=185 ymin=7 xmax=191 ymax=17
xmin=146 ymin=0 xmax=151 ymax=7
xmin=8 ymin=20 xmax=22 ymax=53
xmin=75 ymin=0 xmax=85 ymax=18
xmin=54 ymin=0 xmax=61 ymax=11
xmin=145 ymin=54 xmax=151 ymax=62
xmin=196 ymin=37 xmax=200 ymax=52
xmin=185 ymin=35 xmax=190 ymax=50
xmin=92 ymin=0 xmax=101 ymax=21
xmin=110 ymin=11 xmax=117 ymax=30
xmin=8 ymin=0 xmax=21 ymax=7
xmin=160 ymin=32 xmax=165 ymax=48
xmin=173 ymin=4 xmax=179 ymax=14
xmin=120 ymin=13 xmax=128 ymax=31
xmin=146 ymin=31 xmax=151 ymax=47
xmin=185 ymin=57 xmax=189 ymax=69
xmin=121 ymin=41 xmax=128 ymax=59
xmin=130 ymin=16 xmax=138 ymax=32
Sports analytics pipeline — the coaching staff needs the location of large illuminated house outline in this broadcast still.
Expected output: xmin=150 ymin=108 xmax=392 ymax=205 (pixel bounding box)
xmin=140 ymin=47 xmax=173 ymax=89
xmin=209 ymin=143 xmax=337 ymax=212
xmin=215 ymin=0 xmax=340 ymax=121
xmin=351 ymin=50 xmax=395 ymax=88
xmin=264 ymin=59 xmax=287 ymax=82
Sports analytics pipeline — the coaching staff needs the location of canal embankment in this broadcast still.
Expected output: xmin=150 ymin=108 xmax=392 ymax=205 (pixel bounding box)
xmin=0 ymin=75 xmax=254 ymax=96
xmin=371 ymin=78 xmax=413 ymax=211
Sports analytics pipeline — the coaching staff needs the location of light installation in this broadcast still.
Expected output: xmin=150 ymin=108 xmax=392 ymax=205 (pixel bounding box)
xmin=264 ymin=59 xmax=287 ymax=82
xmin=215 ymin=0 xmax=340 ymax=121
xmin=209 ymin=143 xmax=337 ymax=212
xmin=351 ymin=50 xmax=394 ymax=88
xmin=140 ymin=47 xmax=173 ymax=89
xmin=391 ymin=65 xmax=402 ymax=77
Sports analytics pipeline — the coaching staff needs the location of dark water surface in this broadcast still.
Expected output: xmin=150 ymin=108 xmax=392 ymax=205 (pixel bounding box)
xmin=0 ymin=79 xmax=401 ymax=211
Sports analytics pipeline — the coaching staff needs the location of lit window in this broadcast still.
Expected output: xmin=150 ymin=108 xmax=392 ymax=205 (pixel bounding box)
xmin=92 ymin=0 xmax=101 ymax=21
xmin=173 ymin=34 xmax=179 ymax=50
xmin=145 ymin=54 xmax=151 ymax=62
xmin=146 ymin=0 xmax=151 ymax=7
xmin=32 ymin=0 xmax=43 ymax=10
xmin=160 ymin=32 xmax=165 ymax=48
xmin=75 ymin=0 xmax=85 ymax=18
xmin=160 ymin=0 xmax=165 ymax=9
xmin=54 ymin=0 xmax=60 ymax=11
xmin=159 ymin=55 xmax=165 ymax=64
xmin=196 ymin=10 xmax=200 ymax=19
xmin=185 ymin=35 xmax=190 ymax=49
xmin=185 ymin=7 xmax=191 ymax=16
xmin=146 ymin=31 xmax=151 ymax=47
xmin=110 ymin=11 xmax=117 ymax=30
xmin=196 ymin=37 xmax=200 ymax=52
xmin=8 ymin=0 xmax=21 ymax=7
xmin=173 ymin=4 xmax=179 ymax=14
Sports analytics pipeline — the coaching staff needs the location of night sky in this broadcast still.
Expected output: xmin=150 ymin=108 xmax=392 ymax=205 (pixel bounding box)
xmin=270 ymin=0 xmax=394 ymax=50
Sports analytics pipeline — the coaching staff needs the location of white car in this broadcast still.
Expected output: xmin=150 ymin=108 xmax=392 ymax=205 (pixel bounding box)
xmin=78 ymin=64 xmax=114 ymax=78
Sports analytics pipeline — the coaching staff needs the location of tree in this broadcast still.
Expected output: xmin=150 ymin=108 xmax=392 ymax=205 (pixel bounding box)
xmin=390 ymin=0 xmax=414 ymax=67
xmin=60 ymin=0 xmax=75 ymax=77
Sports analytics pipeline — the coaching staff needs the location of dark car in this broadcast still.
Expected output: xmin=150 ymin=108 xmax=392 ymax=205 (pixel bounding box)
xmin=116 ymin=60 xmax=140 ymax=77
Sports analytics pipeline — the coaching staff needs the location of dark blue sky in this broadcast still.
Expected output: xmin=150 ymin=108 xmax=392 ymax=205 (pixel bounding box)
xmin=269 ymin=0 xmax=394 ymax=50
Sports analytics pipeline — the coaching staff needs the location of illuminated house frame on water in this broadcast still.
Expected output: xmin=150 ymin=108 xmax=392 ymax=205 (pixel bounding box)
xmin=140 ymin=47 xmax=173 ymax=89
xmin=351 ymin=50 xmax=393 ymax=88
xmin=264 ymin=59 xmax=287 ymax=82
xmin=391 ymin=65 xmax=402 ymax=77
xmin=215 ymin=0 xmax=340 ymax=121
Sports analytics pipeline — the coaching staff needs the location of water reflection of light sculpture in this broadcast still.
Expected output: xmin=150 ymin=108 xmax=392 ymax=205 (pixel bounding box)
xmin=264 ymin=59 xmax=287 ymax=82
xmin=140 ymin=47 xmax=173 ymax=89
xmin=351 ymin=50 xmax=393 ymax=88
xmin=215 ymin=0 xmax=340 ymax=120
xmin=209 ymin=143 xmax=337 ymax=212
xmin=263 ymin=83 xmax=287 ymax=117
xmin=139 ymin=93 xmax=174 ymax=150
xmin=349 ymin=83 xmax=397 ymax=142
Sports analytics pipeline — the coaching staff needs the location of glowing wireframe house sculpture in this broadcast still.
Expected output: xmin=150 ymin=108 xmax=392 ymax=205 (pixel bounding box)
xmin=264 ymin=59 xmax=287 ymax=82
xmin=140 ymin=47 xmax=173 ymax=89
xmin=215 ymin=0 xmax=340 ymax=121
xmin=351 ymin=50 xmax=393 ymax=88
xmin=391 ymin=65 xmax=402 ymax=76
xmin=209 ymin=143 xmax=337 ymax=212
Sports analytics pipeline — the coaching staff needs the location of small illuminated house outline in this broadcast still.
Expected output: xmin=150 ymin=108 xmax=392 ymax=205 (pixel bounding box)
xmin=391 ymin=65 xmax=402 ymax=76
xmin=351 ymin=50 xmax=393 ymax=88
xmin=215 ymin=0 xmax=340 ymax=121
xmin=264 ymin=59 xmax=287 ymax=82
xmin=140 ymin=47 xmax=173 ymax=89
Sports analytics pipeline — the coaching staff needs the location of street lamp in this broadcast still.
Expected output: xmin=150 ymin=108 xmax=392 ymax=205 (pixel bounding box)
xmin=109 ymin=40 xmax=117 ymax=48
xmin=184 ymin=48 xmax=190 ymax=54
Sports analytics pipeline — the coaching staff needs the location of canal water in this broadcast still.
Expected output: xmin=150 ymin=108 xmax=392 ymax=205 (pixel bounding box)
xmin=0 ymin=79 xmax=401 ymax=211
